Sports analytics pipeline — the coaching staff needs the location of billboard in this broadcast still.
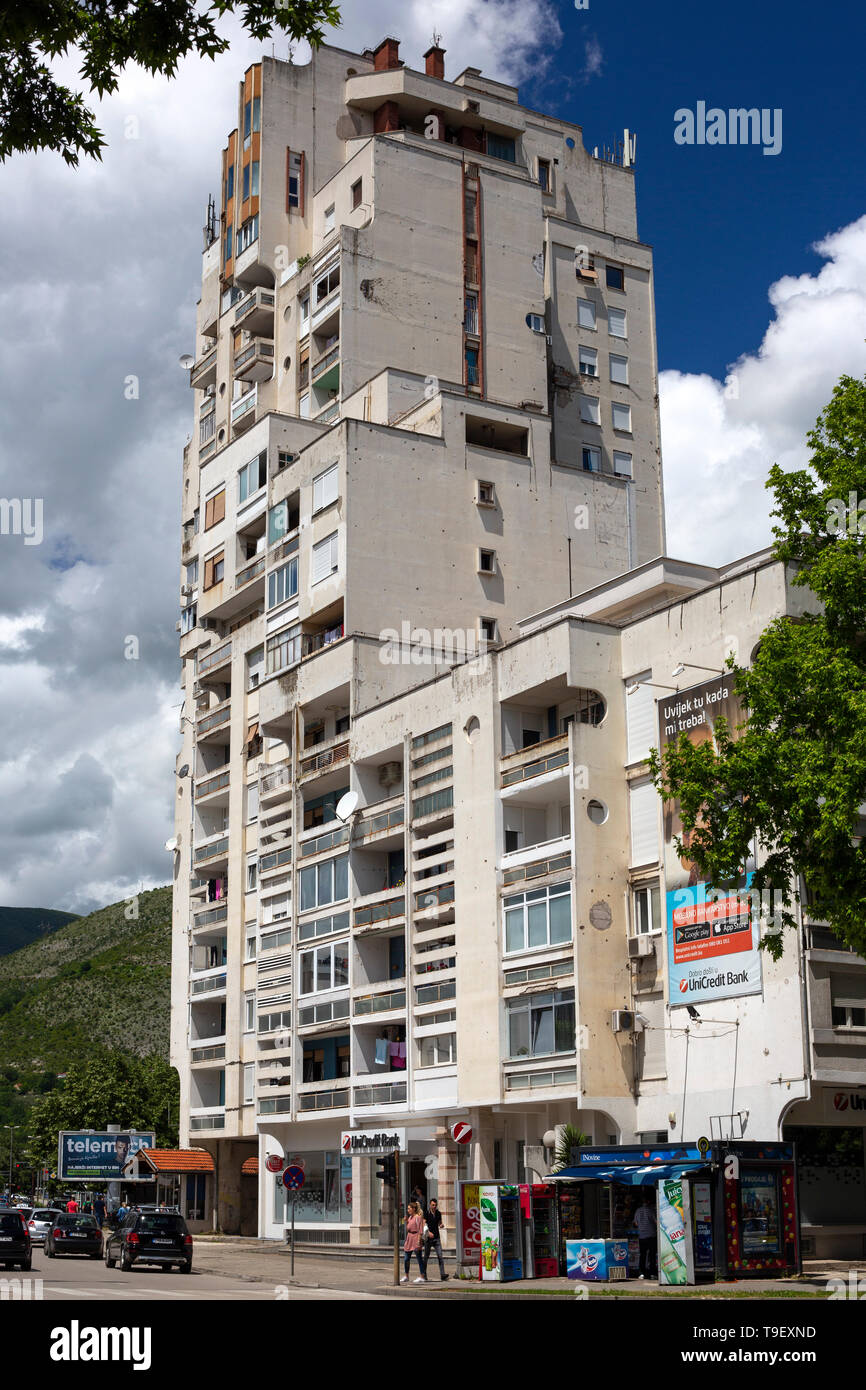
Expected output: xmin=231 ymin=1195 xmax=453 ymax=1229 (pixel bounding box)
xmin=657 ymin=674 xmax=763 ymax=1007
xmin=58 ymin=1132 xmax=155 ymax=1181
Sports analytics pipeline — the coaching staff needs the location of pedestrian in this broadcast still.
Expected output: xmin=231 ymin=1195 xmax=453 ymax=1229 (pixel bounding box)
xmin=94 ymin=1194 xmax=106 ymax=1227
xmin=66 ymin=1195 xmax=78 ymax=1214
xmin=411 ymin=1184 xmax=427 ymax=1214
xmin=634 ymin=1193 xmax=657 ymax=1279
xmin=422 ymin=1197 xmax=449 ymax=1281
xmin=400 ymin=1201 xmax=427 ymax=1284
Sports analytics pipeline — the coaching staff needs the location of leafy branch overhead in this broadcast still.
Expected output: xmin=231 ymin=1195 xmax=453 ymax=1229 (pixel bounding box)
xmin=649 ymin=374 xmax=866 ymax=961
xmin=0 ymin=1 xmax=342 ymax=165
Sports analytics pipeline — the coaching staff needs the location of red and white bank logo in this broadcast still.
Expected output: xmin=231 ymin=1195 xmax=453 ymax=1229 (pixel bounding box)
xmin=679 ymin=979 xmax=689 ymax=994
xmin=834 ymin=1092 xmax=849 ymax=1112
xmin=342 ymin=1133 xmax=351 ymax=1152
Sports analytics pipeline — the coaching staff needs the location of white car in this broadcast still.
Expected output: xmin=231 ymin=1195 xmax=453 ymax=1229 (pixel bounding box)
xmin=27 ymin=1209 xmax=56 ymax=1245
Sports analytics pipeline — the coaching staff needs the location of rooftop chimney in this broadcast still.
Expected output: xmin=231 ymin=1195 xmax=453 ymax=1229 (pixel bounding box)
xmin=373 ymin=37 xmax=401 ymax=72
xmin=424 ymin=44 xmax=446 ymax=81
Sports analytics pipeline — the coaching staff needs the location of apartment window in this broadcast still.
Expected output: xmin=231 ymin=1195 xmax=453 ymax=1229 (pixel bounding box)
xmin=507 ymin=987 xmax=575 ymax=1059
xmin=504 ymin=882 xmax=572 ymax=954
xmin=300 ymin=940 xmax=349 ymax=995
xmin=246 ymin=644 xmax=264 ymax=689
xmin=224 ymin=165 xmax=234 ymax=207
xmin=199 ymin=411 xmax=215 ymax=446
xmin=537 ymin=158 xmax=551 ymax=192
xmin=582 ymin=446 xmax=601 ymax=473
xmin=262 ymin=894 xmax=291 ymax=925
xmin=479 ymin=617 xmax=497 ymax=643
xmin=580 ymin=395 xmax=600 ymax=425
xmin=299 ymin=392 xmax=310 ymax=418
xmin=612 ymin=402 xmax=632 ymax=432
xmin=486 ymin=133 xmax=516 ymax=162
xmin=315 ymin=265 xmax=340 ymax=304
xmin=419 ymin=1033 xmax=457 ymax=1067
xmin=244 ymin=993 xmax=255 ymax=1032
xmin=578 ymin=300 xmax=597 ymax=330
xmin=287 ymin=150 xmax=304 ymax=212
xmin=204 ymin=489 xmax=225 ymax=530
xmin=464 ymin=291 xmax=479 ymax=335
xmin=632 ymin=884 xmax=661 ymax=935
xmin=238 ymin=450 xmax=267 ymax=502
xmin=477 ymin=480 xmax=495 ymax=506
xmin=247 ymin=859 xmax=257 ymax=892
xmin=335 ymin=714 xmax=350 ymax=735
xmin=351 ymin=178 xmax=362 ymax=209
xmin=831 ymin=979 xmax=866 ymax=1027
xmin=579 ymin=345 xmax=597 ymax=376
xmin=243 ymin=1063 xmax=255 ymax=1105
xmin=267 ymin=623 xmax=301 ymax=674
xmin=478 ymin=548 xmax=496 ymax=574
xmin=610 ymin=353 xmax=629 ymax=384
xmin=242 ymin=162 xmax=250 ymax=201
xmin=203 ymin=550 xmax=224 ymax=589
xmin=236 ymin=214 xmax=259 ymax=256
xmin=613 ymin=451 xmax=633 ymax=478
xmin=312 ymin=464 xmax=339 ymax=513
xmin=245 ymin=928 xmax=258 ymax=961
xmin=324 ymin=203 xmax=335 ymax=235
xmin=252 ymin=161 xmax=260 ymax=197
xmin=223 ymin=226 xmax=232 ymax=266
xmin=299 ymin=853 xmax=349 ymax=912
xmin=525 ymin=313 xmax=545 ymax=334
xmin=311 ymin=532 xmax=339 ymax=584
xmin=185 ymin=560 xmax=198 ymax=587
xmin=180 ymin=604 xmax=197 ymax=634
xmin=606 ymin=264 xmax=625 ymax=291
xmin=608 ymin=307 xmax=627 ymax=338
xmin=267 ymin=501 xmax=289 ymax=546
xmin=465 ymin=345 xmax=480 ymax=387
xmin=267 ymin=557 xmax=298 ymax=609
xmin=299 ymin=294 xmax=310 ymax=334
xmin=246 ymin=781 xmax=259 ymax=823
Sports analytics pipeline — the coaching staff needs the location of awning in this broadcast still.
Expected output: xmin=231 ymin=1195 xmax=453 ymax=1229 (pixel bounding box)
xmin=547 ymin=1163 xmax=708 ymax=1186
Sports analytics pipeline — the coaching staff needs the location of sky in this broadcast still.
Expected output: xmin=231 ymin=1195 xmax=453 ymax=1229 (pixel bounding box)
xmin=1 ymin=0 xmax=865 ymax=913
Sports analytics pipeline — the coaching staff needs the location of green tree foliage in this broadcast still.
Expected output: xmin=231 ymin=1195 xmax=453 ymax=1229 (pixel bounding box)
xmin=650 ymin=375 xmax=866 ymax=959
xmin=0 ymin=1 xmax=342 ymax=165
xmin=27 ymin=1051 xmax=179 ymax=1165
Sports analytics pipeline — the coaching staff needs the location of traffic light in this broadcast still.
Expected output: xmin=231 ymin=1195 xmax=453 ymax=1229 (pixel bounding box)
xmin=376 ymin=1153 xmax=396 ymax=1187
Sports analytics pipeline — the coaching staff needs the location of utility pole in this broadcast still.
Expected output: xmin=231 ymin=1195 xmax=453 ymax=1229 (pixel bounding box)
xmin=393 ymin=1148 xmax=401 ymax=1286
xmin=4 ymin=1125 xmax=19 ymax=1193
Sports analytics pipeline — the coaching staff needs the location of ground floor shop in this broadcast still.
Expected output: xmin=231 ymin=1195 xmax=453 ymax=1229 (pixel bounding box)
xmin=783 ymin=1085 xmax=866 ymax=1258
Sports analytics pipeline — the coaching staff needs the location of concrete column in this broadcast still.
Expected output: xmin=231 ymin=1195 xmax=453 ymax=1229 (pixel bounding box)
xmin=436 ymin=1132 xmax=459 ymax=1251
xmin=350 ymin=1154 xmax=373 ymax=1246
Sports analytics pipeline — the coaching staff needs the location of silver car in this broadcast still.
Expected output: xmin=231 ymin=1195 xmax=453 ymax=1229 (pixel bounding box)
xmin=26 ymin=1209 xmax=56 ymax=1245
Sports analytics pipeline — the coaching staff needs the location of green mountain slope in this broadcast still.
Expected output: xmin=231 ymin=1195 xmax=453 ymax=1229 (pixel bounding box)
xmin=0 ymin=886 xmax=173 ymax=1073
xmin=0 ymin=906 xmax=79 ymax=958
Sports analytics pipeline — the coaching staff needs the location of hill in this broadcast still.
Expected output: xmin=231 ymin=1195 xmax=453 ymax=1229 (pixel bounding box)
xmin=0 ymin=905 xmax=79 ymax=958
xmin=0 ymin=886 xmax=173 ymax=1076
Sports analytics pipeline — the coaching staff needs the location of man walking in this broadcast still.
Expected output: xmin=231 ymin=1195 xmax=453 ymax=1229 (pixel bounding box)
xmin=634 ymin=1193 xmax=657 ymax=1280
xmin=423 ymin=1198 xmax=449 ymax=1281
xmin=66 ymin=1194 xmax=79 ymax=1214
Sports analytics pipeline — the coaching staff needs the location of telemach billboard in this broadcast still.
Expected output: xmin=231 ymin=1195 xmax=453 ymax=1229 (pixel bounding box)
xmin=58 ymin=1131 xmax=155 ymax=1181
xmin=657 ymin=674 xmax=763 ymax=1008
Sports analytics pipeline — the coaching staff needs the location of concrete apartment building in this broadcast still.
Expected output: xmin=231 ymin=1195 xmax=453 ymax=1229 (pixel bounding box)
xmin=170 ymin=38 xmax=866 ymax=1257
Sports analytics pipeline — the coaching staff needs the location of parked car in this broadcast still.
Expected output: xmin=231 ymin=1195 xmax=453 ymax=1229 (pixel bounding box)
xmin=44 ymin=1214 xmax=103 ymax=1259
xmin=27 ymin=1209 xmax=56 ymax=1245
xmin=0 ymin=1208 xmax=32 ymax=1270
xmin=104 ymin=1210 xmax=192 ymax=1273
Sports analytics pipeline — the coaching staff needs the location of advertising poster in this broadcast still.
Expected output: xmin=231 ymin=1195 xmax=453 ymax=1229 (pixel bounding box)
xmin=457 ymin=1182 xmax=481 ymax=1263
xmin=478 ymin=1184 xmax=501 ymax=1281
xmin=657 ymin=1179 xmax=694 ymax=1285
xmin=692 ymin=1181 xmax=714 ymax=1270
xmin=657 ymin=675 xmax=763 ymax=1007
xmin=58 ymin=1131 xmax=155 ymax=1181
xmin=740 ymin=1171 xmax=781 ymax=1255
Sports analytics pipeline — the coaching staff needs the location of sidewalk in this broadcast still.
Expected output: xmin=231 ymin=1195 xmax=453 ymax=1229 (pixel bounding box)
xmin=190 ymin=1238 xmax=860 ymax=1298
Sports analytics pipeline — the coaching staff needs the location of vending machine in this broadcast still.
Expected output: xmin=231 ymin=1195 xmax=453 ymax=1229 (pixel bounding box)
xmin=479 ymin=1183 xmax=524 ymax=1281
xmin=557 ymin=1184 xmax=584 ymax=1273
xmin=519 ymin=1183 xmax=559 ymax=1277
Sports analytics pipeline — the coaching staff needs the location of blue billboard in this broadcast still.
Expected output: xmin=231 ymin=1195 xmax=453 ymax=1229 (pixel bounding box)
xmin=58 ymin=1131 xmax=155 ymax=1181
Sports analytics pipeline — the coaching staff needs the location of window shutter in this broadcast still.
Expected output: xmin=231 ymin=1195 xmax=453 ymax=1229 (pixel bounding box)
xmin=299 ymin=151 xmax=305 ymax=217
xmin=205 ymin=489 xmax=225 ymax=529
xmin=312 ymin=532 xmax=338 ymax=583
xmin=638 ymin=993 xmax=666 ymax=1079
xmin=625 ymin=672 xmax=654 ymax=763
xmin=629 ymin=780 xmax=658 ymax=867
xmin=313 ymin=464 xmax=338 ymax=512
xmin=204 ymin=557 xmax=214 ymax=589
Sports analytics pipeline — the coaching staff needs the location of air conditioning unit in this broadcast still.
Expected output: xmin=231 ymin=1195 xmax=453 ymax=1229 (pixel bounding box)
xmin=199 ymin=617 xmax=221 ymax=632
xmin=611 ymin=1009 xmax=637 ymax=1034
xmin=175 ymin=621 xmax=183 ymax=633
xmin=180 ymin=584 xmax=193 ymax=598
xmin=628 ymin=936 xmax=655 ymax=960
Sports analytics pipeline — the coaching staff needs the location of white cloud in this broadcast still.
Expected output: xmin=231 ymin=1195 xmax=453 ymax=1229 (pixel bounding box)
xmin=660 ymin=215 xmax=866 ymax=564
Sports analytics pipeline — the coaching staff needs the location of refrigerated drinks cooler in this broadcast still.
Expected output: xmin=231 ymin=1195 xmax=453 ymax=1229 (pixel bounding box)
xmin=479 ymin=1183 xmax=523 ymax=1282
xmin=519 ymin=1183 xmax=559 ymax=1278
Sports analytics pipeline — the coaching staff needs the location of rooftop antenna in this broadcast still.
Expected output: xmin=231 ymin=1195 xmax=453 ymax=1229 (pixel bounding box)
xmin=432 ymin=30 xmax=443 ymax=45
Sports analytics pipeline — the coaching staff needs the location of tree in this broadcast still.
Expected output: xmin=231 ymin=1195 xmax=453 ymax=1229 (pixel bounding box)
xmin=0 ymin=1 xmax=342 ymax=165
xmin=26 ymin=1050 xmax=179 ymax=1165
xmin=551 ymin=1123 xmax=589 ymax=1172
xmin=650 ymin=374 xmax=866 ymax=960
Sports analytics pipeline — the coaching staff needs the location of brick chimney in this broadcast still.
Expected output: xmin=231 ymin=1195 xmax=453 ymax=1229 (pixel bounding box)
xmin=424 ymin=45 xmax=446 ymax=81
xmin=373 ymin=37 xmax=401 ymax=71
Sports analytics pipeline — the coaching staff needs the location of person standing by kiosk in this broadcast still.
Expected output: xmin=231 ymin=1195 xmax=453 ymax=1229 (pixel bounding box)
xmin=634 ymin=1193 xmax=657 ymax=1279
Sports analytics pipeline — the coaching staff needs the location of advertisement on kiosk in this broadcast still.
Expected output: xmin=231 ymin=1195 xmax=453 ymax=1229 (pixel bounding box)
xmin=657 ymin=1178 xmax=695 ymax=1285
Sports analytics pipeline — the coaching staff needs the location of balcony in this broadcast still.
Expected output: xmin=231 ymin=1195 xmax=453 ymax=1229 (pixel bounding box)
xmin=189 ymin=970 xmax=227 ymax=997
xmin=302 ymin=622 xmax=345 ymax=659
xmin=190 ymin=1042 xmax=225 ymax=1064
xmin=190 ymin=344 xmax=217 ymax=391
xmin=415 ymin=979 xmax=456 ymax=1007
xmin=299 ymin=739 xmax=349 ymax=781
xmin=354 ymin=987 xmax=406 ymax=1016
xmin=259 ymin=844 xmax=293 ymax=877
xmin=297 ymin=1082 xmax=350 ymax=1113
xmin=233 ymin=286 xmax=275 ymax=334
xmin=193 ymin=832 xmax=230 ymax=869
xmin=189 ymin=1111 xmax=226 ymax=1131
xmin=195 ymin=767 xmax=230 ymax=803
xmin=315 ymin=400 xmax=340 ymax=425
xmin=197 ymin=641 xmax=232 ymax=680
xmin=353 ymin=890 xmax=406 ymax=932
xmin=196 ymin=700 xmax=231 ymax=741
xmin=353 ymin=1081 xmax=407 ymax=1107
xmin=236 ymin=553 xmax=266 ymax=589
xmin=191 ymin=903 xmax=228 ymax=929
xmin=355 ymin=800 xmax=404 ymax=844
xmin=231 ymin=383 xmax=258 ymax=435
xmin=501 ymin=733 xmax=570 ymax=788
xmin=311 ymin=343 xmax=340 ymax=394
xmin=501 ymin=836 xmax=572 ymax=885
xmin=258 ymin=1096 xmax=292 ymax=1115
xmin=260 ymin=760 xmax=292 ymax=800
xmin=234 ymin=336 xmax=274 ymax=383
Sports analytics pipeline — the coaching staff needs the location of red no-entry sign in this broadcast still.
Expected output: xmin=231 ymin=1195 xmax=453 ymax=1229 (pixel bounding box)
xmin=283 ymin=1165 xmax=306 ymax=1190
xmin=451 ymin=1123 xmax=472 ymax=1145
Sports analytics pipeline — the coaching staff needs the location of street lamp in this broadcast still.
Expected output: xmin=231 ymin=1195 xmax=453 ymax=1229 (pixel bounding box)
xmin=4 ymin=1125 xmax=20 ymax=1193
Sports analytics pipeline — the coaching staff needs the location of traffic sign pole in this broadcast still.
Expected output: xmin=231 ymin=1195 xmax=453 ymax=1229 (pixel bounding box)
xmin=290 ymin=1194 xmax=296 ymax=1277
xmin=393 ymin=1148 xmax=401 ymax=1287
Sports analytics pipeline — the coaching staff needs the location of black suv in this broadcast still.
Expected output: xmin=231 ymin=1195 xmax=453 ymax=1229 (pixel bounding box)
xmin=104 ymin=1210 xmax=192 ymax=1273
xmin=0 ymin=1207 xmax=32 ymax=1270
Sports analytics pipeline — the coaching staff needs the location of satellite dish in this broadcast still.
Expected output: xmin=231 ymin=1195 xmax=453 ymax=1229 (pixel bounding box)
xmin=164 ymin=836 xmax=179 ymax=852
xmin=178 ymin=764 xmax=190 ymax=778
xmin=335 ymin=790 xmax=359 ymax=823
xmin=179 ymin=354 xmax=195 ymax=369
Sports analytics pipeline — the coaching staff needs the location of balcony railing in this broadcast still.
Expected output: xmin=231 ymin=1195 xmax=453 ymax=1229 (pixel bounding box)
xmin=298 ymin=1087 xmax=350 ymax=1112
xmin=194 ymin=834 xmax=229 ymax=864
xmin=261 ymin=762 xmax=292 ymax=797
xmin=354 ymin=988 xmax=406 ymax=1015
xmin=353 ymin=1081 xmax=407 ymax=1107
xmin=316 ymin=401 xmax=339 ymax=423
xmin=190 ymin=971 xmax=227 ymax=996
xmin=413 ymin=882 xmax=455 ymax=913
xmin=236 ymin=554 xmax=266 ymax=588
xmin=259 ymin=1096 xmax=292 ymax=1114
xmin=190 ymin=344 xmax=217 ymax=389
xmin=501 ymin=746 xmax=570 ymax=788
xmin=192 ymin=903 xmax=228 ymax=928
xmin=197 ymin=642 xmax=231 ymax=675
xmin=231 ymin=385 xmax=257 ymax=425
xmin=312 ymin=345 xmax=340 ymax=380
xmin=354 ymin=894 xmax=406 ymax=929
xmin=234 ymin=288 xmax=275 ymax=324
xmin=189 ymin=1114 xmax=226 ymax=1131
xmin=196 ymin=768 xmax=230 ymax=799
xmin=356 ymin=806 xmax=404 ymax=840
xmin=415 ymin=980 xmax=456 ymax=1006
xmin=298 ymin=823 xmax=350 ymax=859
xmin=501 ymin=849 xmax=571 ymax=887
xmin=190 ymin=1043 xmax=225 ymax=1063
xmin=234 ymin=339 xmax=274 ymax=372
xmin=302 ymin=623 xmax=345 ymax=658
xmin=197 ymin=703 xmax=230 ymax=735
xmin=300 ymin=740 xmax=349 ymax=778
xmin=260 ymin=845 xmax=293 ymax=874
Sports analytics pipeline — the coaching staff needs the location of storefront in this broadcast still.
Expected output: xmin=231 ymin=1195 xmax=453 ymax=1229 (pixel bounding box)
xmin=122 ymin=1148 xmax=215 ymax=1232
xmin=783 ymin=1086 xmax=866 ymax=1258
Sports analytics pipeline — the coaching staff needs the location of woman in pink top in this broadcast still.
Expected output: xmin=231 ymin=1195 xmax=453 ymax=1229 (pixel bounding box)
xmin=400 ymin=1201 xmax=427 ymax=1283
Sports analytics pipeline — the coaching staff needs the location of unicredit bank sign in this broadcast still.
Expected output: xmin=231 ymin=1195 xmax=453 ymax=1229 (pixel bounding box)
xmin=340 ymin=1129 xmax=406 ymax=1157
xmin=824 ymin=1088 xmax=866 ymax=1119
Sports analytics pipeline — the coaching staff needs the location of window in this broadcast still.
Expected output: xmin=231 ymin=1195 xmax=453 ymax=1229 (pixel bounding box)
xmin=299 ymin=392 xmax=310 ymax=418
xmin=247 ymin=859 xmax=257 ymax=892
xmin=831 ymin=979 xmax=866 ymax=1027
xmin=204 ymin=489 xmax=225 ymax=530
xmin=625 ymin=671 xmax=654 ymax=763
xmin=299 ymin=940 xmax=349 ymax=994
xmin=351 ymin=178 xmax=362 ymax=209
xmin=299 ymin=854 xmax=349 ymax=912
xmin=242 ymin=162 xmax=250 ymax=201
xmin=578 ymin=300 xmax=596 ymax=330
xmin=478 ymin=549 xmax=496 ymax=574
xmin=507 ymin=987 xmax=575 ymax=1058
xmin=180 ymin=603 xmax=197 ymax=634
xmin=268 ymin=501 xmax=289 ymax=546
xmin=267 ymin=557 xmax=298 ymax=609
xmin=246 ymin=645 xmax=264 ymax=689
xmin=245 ymin=928 xmax=257 ymax=961
xmin=580 ymin=395 xmax=600 ymax=425
xmin=324 ymin=203 xmax=335 ymax=235
xmin=244 ymin=993 xmax=255 ymax=1032
xmin=608 ymin=307 xmax=627 ymax=338
xmin=243 ymin=101 xmax=251 ymax=146
xmin=579 ymin=345 xmax=597 ymax=376
xmin=582 ymin=446 xmax=601 ymax=473
xmin=479 ymin=617 xmax=497 ymax=643
xmin=299 ymin=294 xmax=310 ymax=332
xmin=537 ymin=158 xmax=550 ymax=192
xmin=477 ymin=480 xmax=495 ymax=506
xmin=606 ymin=264 xmax=625 ymax=291
xmin=315 ymin=265 xmax=340 ymax=304
xmin=287 ymin=150 xmax=304 ymax=211
xmin=504 ymin=882 xmax=572 ymax=954
xmin=236 ymin=214 xmax=259 ymax=255
xmin=464 ymin=292 xmax=479 ymax=335
xmin=203 ymin=550 xmax=224 ymax=589
xmin=312 ymin=532 xmax=339 ymax=584
xmin=612 ymin=402 xmax=632 ymax=432
xmin=243 ymin=1063 xmax=255 ymax=1105
xmin=224 ymin=226 xmax=232 ymax=266
xmin=262 ymin=895 xmax=291 ymax=926
xmin=312 ymin=464 xmax=339 ymax=513
xmin=297 ymin=910 xmax=350 ymax=942
xmin=610 ymin=353 xmax=629 ymax=384
xmin=238 ymin=450 xmax=267 ymax=502
xmin=246 ymin=782 xmax=259 ymax=823
xmin=613 ymin=451 xmax=633 ymax=478
xmin=632 ymin=884 xmax=661 ymax=935
xmin=224 ymin=165 xmax=234 ymax=207
xmin=525 ymin=313 xmax=545 ymax=334
xmin=419 ymin=1033 xmax=457 ymax=1067
xmin=251 ymin=161 xmax=260 ymax=197
xmin=465 ymin=345 xmax=480 ymax=386
xmin=486 ymin=133 xmax=516 ymax=162
xmin=185 ymin=560 xmax=199 ymax=587
xmin=267 ymin=623 xmax=301 ymax=674
xmin=199 ymin=410 xmax=215 ymax=446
